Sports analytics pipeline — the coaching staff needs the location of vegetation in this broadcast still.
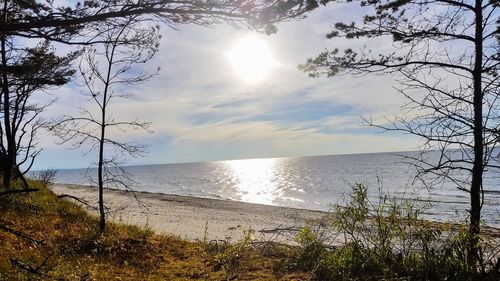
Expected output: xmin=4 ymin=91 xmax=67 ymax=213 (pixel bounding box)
xmin=0 ymin=0 xmax=324 ymax=234
xmin=300 ymin=0 xmax=499 ymax=257
xmin=0 ymin=181 xmax=307 ymax=280
xmin=34 ymin=169 xmax=57 ymax=187
xmin=0 ymin=0 xmax=497 ymax=279
xmin=2 ymin=180 xmax=499 ymax=280
xmin=1 ymin=1 xmax=316 ymax=41
xmin=281 ymin=184 xmax=500 ymax=280
xmin=50 ymin=15 xmax=159 ymax=234
xmin=0 ymin=40 xmax=77 ymax=189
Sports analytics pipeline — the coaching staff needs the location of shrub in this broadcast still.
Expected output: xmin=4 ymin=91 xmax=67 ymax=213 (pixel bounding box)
xmin=207 ymin=229 xmax=255 ymax=279
xmin=284 ymin=183 xmax=500 ymax=280
xmin=35 ymin=169 xmax=57 ymax=186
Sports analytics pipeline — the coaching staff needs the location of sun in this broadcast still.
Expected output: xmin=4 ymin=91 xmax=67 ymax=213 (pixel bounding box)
xmin=227 ymin=35 xmax=276 ymax=83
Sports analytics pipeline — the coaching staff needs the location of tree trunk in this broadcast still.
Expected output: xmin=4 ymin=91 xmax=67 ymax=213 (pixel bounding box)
xmin=98 ymin=92 xmax=106 ymax=234
xmin=97 ymin=43 xmax=118 ymax=234
xmin=0 ymin=0 xmax=13 ymax=190
xmin=98 ymin=137 xmax=105 ymax=234
xmin=13 ymin=166 xmax=29 ymax=189
xmin=469 ymin=0 xmax=484 ymax=266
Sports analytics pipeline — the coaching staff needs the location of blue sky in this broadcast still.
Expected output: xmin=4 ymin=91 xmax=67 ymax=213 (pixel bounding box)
xmin=33 ymin=3 xmax=421 ymax=170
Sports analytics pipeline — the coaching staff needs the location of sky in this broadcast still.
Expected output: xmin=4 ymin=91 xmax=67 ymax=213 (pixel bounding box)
xmin=33 ymin=3 xmax=422 ymax=170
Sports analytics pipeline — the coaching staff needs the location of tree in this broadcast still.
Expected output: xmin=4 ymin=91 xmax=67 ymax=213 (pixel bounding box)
xmin=51 ymin=16 xmax=159 ymax=233
xmin=300 ymin=0 xmax=498 ymax=265
xmin=0 ymin=39 xmax=76 ymax=189
xmin=1 ymin=0 xmax=323 ymax=42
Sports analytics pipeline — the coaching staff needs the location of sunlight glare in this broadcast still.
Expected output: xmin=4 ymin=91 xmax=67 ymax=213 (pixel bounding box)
xmin=227 ymin=35 xmax=276 ymax=83
xmin=225 ymin=158 xmax=280 ymax=205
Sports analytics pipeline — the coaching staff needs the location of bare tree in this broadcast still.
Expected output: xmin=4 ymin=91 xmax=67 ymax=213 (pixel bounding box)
xmin=51 ymin=16 xmax=159 ymax=233
xmin=300 ymin=0 xmax=498 ymax=265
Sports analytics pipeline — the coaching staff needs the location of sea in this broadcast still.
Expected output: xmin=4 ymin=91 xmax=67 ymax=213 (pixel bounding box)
xmin=52 ymin=151 xmax=500 ymax=227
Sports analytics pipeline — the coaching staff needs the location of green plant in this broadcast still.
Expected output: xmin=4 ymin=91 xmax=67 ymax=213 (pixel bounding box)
xmin=209 ymin=229 xmax=255 ymax=279
xmin=288 ymin=226 xmax=327 ymax=272
xmin=284 ymin=184 xmax=500 ymax=280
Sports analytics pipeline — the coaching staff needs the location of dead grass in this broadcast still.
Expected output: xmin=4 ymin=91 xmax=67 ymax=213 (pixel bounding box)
xmin=0 ymin=181 xmax=307 ymax=280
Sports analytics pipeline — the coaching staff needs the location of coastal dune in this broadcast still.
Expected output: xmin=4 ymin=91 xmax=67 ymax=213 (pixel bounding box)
xmin=49 ymin=184 xmax=328 ymax=244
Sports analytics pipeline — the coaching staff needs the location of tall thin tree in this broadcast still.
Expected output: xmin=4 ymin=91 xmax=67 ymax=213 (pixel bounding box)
xmin=51 ymin=16 xmax=159 ymax=233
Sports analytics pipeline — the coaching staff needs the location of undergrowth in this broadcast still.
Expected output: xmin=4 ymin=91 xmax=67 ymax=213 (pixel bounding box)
xmin=2 ymin=180 xmax=498 ymax=280
xmin=281 ymin=183 xmax=500 ymax=280
xmin=0 ymin=181 xmax=305 ymax=280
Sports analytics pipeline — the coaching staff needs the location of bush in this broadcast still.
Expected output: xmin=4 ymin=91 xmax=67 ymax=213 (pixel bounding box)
xmin=206 ymin=229 xmax=255 ymax=279
xmin=35 ymin=169 xmax=57 ymax=186
xmin=283 ymin=184 xmax=500 ymax=280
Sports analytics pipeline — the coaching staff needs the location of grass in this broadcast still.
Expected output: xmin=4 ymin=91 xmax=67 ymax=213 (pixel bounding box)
xmin=2 ymin=181 xmax=499 ymax=280
xmin=0 ymin=181 xmax=307 ymax=280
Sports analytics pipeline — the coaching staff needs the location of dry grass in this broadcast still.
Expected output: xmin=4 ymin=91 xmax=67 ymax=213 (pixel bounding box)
xmin=0 ymin=182 xmax=307 ymax=280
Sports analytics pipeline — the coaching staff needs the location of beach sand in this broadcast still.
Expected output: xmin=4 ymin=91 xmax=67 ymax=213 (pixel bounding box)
xmin=49 ymin=184 xmax=330 ymax=244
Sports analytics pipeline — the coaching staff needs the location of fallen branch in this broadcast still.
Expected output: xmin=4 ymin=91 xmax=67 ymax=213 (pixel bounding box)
xmin=0 ymin=224 xmax=44 ymax=245
xmin=0 ymin=188 xmax=39 ymax=197
xmin=57 ymin=194 xmax=96 ymax=209
xmin=11 ymin=259 xmax=41 ymax=275
xmin=259 ymin=226 xmax=301 ymax=234
xmin=11 ymin=253 xmax=52 ymax=275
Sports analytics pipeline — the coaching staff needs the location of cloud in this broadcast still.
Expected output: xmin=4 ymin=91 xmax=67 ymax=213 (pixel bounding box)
xmin=34 ymin=4 xmax=421 ymax=169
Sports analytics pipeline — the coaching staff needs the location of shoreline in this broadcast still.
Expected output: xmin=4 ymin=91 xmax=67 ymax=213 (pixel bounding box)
xmin=49 ymin=184 xmax=500 ymax=244
xmin=49 ymin=184 xmax=329 ymax=244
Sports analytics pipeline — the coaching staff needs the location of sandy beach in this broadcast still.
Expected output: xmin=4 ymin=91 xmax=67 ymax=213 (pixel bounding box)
xmin=49 ymin=184 xmax=330 ymax=244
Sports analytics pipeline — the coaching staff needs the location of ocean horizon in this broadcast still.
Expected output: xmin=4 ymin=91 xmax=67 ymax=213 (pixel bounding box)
xmin=49 ymin=151 xmax=500 ymax=226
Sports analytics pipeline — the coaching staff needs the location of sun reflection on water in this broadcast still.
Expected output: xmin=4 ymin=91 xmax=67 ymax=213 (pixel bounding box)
xmin=224 ymin=158 xmax=280 ymax=205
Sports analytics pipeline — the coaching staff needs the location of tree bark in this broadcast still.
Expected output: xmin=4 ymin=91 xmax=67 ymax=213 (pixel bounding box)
xmin=469 ymin=0 xmax=484 ymax=264
xmin=97 ymin=84 xmax=107 ymax=234
xmin=98 ymin=120 xmax=106 ymax=233
xmin=97 ymin=43 xmax=117 ymax=234
xmin=0 ymin=0 xmax=13 ymax=190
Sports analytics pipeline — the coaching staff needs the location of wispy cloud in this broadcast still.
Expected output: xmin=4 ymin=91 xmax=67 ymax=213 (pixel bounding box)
xmin=35 ymin=4 xmax=420 ymax=169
